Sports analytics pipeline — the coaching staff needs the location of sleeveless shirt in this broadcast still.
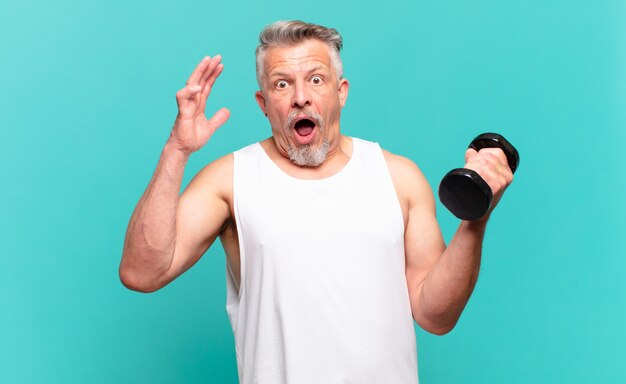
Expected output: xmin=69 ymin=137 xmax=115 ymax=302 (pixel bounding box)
xmin=227 ymin=137 xmax=418 ymax=384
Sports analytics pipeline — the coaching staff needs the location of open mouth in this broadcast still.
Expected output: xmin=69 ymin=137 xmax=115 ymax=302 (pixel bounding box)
xmin=294 ymin=118 xmax=316 ymax=138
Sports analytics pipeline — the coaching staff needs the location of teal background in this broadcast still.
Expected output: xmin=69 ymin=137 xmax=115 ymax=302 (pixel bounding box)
xmin=1 ymin=0 xmax=625 ymax=382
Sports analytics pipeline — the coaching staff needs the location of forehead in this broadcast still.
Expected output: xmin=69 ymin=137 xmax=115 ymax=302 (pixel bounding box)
xmin=263 ymin=39 xmax=334 ymax=76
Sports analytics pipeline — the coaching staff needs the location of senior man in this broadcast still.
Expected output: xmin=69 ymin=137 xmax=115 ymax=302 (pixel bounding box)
xmin=120 ymin=20 xmax=513 ymax=383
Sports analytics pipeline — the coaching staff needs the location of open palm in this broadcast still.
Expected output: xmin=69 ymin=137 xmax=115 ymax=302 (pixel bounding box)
xmin=169 ymin=55 xmax=230 ymax=154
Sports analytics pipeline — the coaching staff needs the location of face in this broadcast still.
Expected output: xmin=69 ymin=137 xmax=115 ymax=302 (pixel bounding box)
xmin=255 ymin=39 xmax=349 ymax=167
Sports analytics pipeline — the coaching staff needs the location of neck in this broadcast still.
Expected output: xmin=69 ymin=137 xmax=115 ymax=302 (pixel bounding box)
xmin=262 ymin=135 xmax=353 ymax=180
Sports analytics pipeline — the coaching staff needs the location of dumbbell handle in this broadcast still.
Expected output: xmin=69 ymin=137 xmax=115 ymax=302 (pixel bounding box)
xmin=438 ymin=133 xmax=519 ymax=221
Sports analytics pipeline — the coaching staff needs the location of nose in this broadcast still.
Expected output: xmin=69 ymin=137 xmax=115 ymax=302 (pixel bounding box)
xmin=291 ymin=80 xmax=311 ymax=109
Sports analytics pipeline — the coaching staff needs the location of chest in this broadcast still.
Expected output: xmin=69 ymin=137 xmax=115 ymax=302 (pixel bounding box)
xmin=236 ymin=170 xmax=405 ymax=265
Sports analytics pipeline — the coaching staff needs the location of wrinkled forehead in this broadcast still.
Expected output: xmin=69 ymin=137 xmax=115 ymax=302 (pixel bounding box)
xmin=262 ymin=39 xmax=335 ymax=75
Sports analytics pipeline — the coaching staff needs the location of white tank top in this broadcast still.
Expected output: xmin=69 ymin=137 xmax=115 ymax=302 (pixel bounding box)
xmin=227 ymin=137 xmax=418 ymax=384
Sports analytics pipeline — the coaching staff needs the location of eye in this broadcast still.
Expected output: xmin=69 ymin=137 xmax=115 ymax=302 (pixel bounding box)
xmin=310 ymin=75 xmax=324 ymax=85
xmin=275 ymin=80 xmax=289 ymax=89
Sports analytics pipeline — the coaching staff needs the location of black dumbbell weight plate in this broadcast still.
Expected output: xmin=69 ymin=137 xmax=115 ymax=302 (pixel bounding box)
xmin=438 ymin=168 xmax=493 ymax=221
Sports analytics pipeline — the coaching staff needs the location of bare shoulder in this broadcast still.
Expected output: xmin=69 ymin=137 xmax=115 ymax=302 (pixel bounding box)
xmin=183 ymin=153 xmax=234 ymax=206
xmin=189 ymin=153 xmax=233 ymax=188
xmin=382 ymin=150 xmax=423 ymax=180
xmin=382 ymin=149 xmax=434 ymax=209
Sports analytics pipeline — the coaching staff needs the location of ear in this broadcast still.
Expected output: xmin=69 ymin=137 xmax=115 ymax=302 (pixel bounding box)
xmin=338 ymin=78 xmax=349 ymax=108
xmin=255 ymin=90 xmax=267 ymax=116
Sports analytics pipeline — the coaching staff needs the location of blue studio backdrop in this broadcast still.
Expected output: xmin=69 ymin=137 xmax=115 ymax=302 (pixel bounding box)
xmin=1 ymin=0 xmax=625 ymax=383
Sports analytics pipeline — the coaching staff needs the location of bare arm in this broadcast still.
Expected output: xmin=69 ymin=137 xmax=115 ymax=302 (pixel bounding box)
xmin=119 ymin=56 xmax=231 ymax=292
xmin=387 ymin=147 xmax=513 ymax=335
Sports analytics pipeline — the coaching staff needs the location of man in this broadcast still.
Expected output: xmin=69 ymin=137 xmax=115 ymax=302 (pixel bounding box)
xmin=120 ymin=20 xmax=513 ymax=383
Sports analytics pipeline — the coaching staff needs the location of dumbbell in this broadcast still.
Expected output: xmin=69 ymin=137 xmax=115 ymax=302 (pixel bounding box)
xmin=438 ymin=133 xmax=519 ymax=221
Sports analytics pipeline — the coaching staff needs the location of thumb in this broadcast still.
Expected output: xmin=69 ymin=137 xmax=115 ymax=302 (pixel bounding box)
xmin=465 ymin=148 xmax=478 ymax=164
xmin=205 ymin=107 xmax=231 ymax=134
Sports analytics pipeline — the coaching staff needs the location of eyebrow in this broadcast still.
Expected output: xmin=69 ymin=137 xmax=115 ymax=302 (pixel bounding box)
xmin=268 ymin=65 xmax=327 ymax=80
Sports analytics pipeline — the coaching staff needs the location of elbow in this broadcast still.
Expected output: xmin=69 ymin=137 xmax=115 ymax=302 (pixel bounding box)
xmin=413 ymin=313 xmax=459 ymax=336
xmin=118 ymin=265 xmax=163 ymax=293
xmin=421 ymin=322 xmax=456 ymax=336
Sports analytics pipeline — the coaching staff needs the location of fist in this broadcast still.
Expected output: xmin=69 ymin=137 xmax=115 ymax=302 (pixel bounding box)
xmin=464 ymin=147 xmax=514 ymax=212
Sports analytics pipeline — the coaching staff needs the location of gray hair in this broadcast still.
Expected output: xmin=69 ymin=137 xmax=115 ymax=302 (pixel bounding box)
xmin=255 ymin=20 xmax=344 ymax=89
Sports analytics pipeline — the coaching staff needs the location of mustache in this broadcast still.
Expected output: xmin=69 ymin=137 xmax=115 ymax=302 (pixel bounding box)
xmin=284 ymin=108 xmax=323 ymax=130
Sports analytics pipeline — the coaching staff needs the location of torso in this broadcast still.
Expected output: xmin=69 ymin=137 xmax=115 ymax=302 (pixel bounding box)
xmin=227 ymin=135 xmax=420 ymax=383
xmin=217 ymin=134 xmax=411 ymax=290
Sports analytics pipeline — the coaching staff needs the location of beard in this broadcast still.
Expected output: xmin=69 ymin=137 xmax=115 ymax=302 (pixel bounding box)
xmin=287 ymin=139 xmax=330 ymax=167
xmin=284 ymin=108 xmax=329 ymax=167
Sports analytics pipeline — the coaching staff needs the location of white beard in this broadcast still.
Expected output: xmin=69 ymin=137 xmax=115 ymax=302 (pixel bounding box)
xmin=288 ymin=139 xmax=330 ymax=167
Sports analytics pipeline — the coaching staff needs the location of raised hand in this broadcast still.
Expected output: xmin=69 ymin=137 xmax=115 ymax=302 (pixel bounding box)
xmin=168 ymin=55 xmax=231 ymax=154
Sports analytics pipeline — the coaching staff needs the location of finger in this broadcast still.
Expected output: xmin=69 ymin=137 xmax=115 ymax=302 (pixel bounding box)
xmin=466 ymin=152 xmax=513 ymax=192
xmin=478 ymin=148 xmax=508 ymax=168
xmin=176 ymin=84 xmax=202 ymax=100
xmin=468 ymin=152 xmax=506 ymax=175
xmin=176 ymin=84 xmax=203 ymax=109
xmin=186 ymin=56 xmax=212 ymax=86
xmin=206 ymin=63 xmax=224 ymax=88
xmin=201 ymin=63 xmax=225 ymax=99
xmin=204 ymin=107 xmax=231 ymax=134
xmin=196 ymin=60 xmax=224 ymax=112
xmin=199 ymin=55 xmax=222 ymax=88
